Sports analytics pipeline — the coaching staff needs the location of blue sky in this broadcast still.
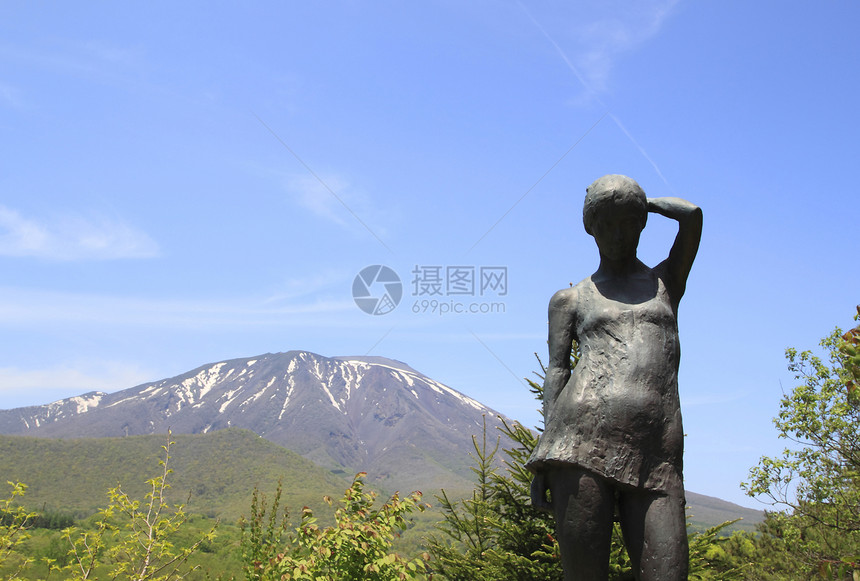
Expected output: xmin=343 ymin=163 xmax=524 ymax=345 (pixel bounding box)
xmin=2 ymin=1 xmax=858 ymax=509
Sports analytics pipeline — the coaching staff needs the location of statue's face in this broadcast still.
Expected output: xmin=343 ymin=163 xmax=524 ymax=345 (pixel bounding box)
xmin=590 ymin=207 xmax=643 ymax=262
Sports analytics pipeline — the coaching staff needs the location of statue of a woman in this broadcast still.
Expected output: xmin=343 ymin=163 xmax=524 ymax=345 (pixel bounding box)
xmin=527 ymin=175 xmax=703 ymax=581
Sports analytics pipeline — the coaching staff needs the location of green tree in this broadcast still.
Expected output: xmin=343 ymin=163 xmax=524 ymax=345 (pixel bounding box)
xmin=60 ymin=431 xmax=218 ymax=581
xmin=743 ymin=307 xmax=860 ymax=578
xmin=686 ymin=519 xmax=748 ymax=580
xmin=0 ymin=481 xmax=38 ymax=580
xmin=240 ymin=479 xmax=289 ymax=580
xmin=241 ymin=473 xmax=428 ymax=581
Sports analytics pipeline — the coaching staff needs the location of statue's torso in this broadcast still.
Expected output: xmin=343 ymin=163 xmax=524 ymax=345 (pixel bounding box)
xmin=528 ymin=270 xmax=684 ymax=493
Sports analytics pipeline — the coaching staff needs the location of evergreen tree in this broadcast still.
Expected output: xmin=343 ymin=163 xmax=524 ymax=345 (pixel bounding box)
xmin=428 ymin=350 xmax=633 ymax=580
xmin=426 ymin=415 xmax=563 ymax=580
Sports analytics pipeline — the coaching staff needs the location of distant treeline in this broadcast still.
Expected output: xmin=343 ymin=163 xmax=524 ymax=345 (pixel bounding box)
xmin=0 ymin=508 xmax=75 ymax=530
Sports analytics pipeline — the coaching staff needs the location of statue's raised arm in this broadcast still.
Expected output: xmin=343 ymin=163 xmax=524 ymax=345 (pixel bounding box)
xmin=648 ymin=196 xmax=703 ymax=307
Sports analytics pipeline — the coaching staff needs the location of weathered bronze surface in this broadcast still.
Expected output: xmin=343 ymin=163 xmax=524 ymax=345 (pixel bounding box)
xmin=527 ymin=175 xmax=702 ymax=580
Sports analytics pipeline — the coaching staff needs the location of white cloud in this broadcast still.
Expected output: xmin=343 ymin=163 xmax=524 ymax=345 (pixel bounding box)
xmin=262 ymin=268 xmax=354 ymax=303
xmin=519 ymin=2 xmax=681 ymax=187
xmin=0 ymin=40 xmax=144 ymax=84
xmin=286 ymin=174 xmax=353 ymax=226
xmin=523 ymin=0 xmax=680 ymax=98
xmin=0 ymin=361 xmax=154 ymax=408
xmin=0 ymin=363 xmax=149 ymax=393
xmin=82 ymin=40 xmax=143 ymax=66
xmin=0 ymin=82 xmax=24 ymax=109
xmin=0 ymin=206 xmax=159 ymax=260
xmin=572 ymin=1 xmax=680 ymax=93
xmin=282 ymin=173 xmax=392 ymax=245
xmin=0 ymin=286 xmax=354 ymax=328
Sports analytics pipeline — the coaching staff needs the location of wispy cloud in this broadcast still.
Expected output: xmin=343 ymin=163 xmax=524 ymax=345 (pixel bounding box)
xmin=251 ymin=116 xmax=344 ymax=226
xmin=572 ymin=1 xmax=679 ymax=93
xmin=0 ymin=39 xmax=145 ymax=83
xmin=519 ymin=1 xmax=680 ymax=188
xmin=282 ymin=172 xmax=393 ymax=242
xmin=262 ymin=268 xmax=354 ymax=303
xmin=0 ymin=361 xmax=153 ymax=402
xmin=0 ymin=206 xmax=159 ymax=260
xmin=521 ymin=0 xmax=680 ymax=98
xmin=0 ymin=82 xmax=25 ymax=109
xmin=286 ymin=173 xmax=354 ymax=226
xmin=0 ymin=286 xmax=354 ymax=329
xmin=81 ymin=40 xmax=143 ymax=67
xmin=253 ymin=114 xmax=394 ymax=253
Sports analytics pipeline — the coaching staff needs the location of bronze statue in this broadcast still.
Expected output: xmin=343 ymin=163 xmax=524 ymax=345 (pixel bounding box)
xmin=527 ymin=175 xmax=702 ymax=580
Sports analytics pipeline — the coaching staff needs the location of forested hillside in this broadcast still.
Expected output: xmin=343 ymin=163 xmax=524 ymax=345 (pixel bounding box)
xmin=0 ymin=429 xmax=348 ymax=520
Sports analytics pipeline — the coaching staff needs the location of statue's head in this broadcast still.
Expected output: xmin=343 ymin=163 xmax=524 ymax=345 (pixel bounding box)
xmin=583 ymin=175 xmax=647 ymax=235
xmin=583 ymin=175 xmax=647 ymax=261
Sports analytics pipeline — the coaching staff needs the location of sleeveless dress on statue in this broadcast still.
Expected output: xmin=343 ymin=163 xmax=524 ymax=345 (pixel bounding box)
xmin=526 ymin=269 xmax=684 ymax=495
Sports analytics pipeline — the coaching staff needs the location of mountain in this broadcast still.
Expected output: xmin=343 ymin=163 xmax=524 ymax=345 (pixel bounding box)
xmin=0 ymin=351 xmax=512 ymax=494
xmin=685 ymin=491 xmax=764 ymax=533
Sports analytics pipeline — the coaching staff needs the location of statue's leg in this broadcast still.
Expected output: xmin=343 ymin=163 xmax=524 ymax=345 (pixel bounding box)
xmin=546 ymin=466 xmax=614 ymax=581
xmin=618 ymin=489 xmax=688 ymax=581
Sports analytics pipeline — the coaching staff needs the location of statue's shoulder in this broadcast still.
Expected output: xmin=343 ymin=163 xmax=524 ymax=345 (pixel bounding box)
xmin=549 ymin=277 xmax=590 ymax=311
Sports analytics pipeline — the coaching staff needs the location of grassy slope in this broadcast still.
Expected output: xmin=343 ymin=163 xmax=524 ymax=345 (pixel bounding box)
xmin=0 ymin=428 xmax=350 ymax=521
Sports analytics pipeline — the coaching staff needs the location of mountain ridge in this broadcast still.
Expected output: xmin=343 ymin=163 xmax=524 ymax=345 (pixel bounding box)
xmin=0 ymin=350 xmax=511 ymax=494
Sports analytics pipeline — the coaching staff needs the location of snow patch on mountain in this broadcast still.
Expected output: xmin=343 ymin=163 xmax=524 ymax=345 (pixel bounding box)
xmin=320 ymin=378 xmax=342 ymax=413
xmin=242 ymin=383 xmax=271 ymax=407
xmin=180 ymin=362 xmax=227 ymax=404
xmin=279 ymin=375 xmax=296 ymax=420
xmin=339 ymin=360 xmax=362 ymax=402
xmin=424 ymin=377 xmax=489 ymax=413
xmin=218 ymin=389 xmax=241 ymax=413
xmin=70 ymin=393 xmax=105 ymax=414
